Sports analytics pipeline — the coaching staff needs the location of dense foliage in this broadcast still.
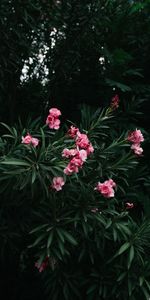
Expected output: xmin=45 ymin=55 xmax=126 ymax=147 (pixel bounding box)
xmin=0 ymin=97 xmax=150 ymax=299
xmin=0 ymin=0 xmax=150 ymax=123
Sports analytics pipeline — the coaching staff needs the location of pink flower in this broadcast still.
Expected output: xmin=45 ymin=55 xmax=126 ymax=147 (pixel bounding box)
xmin=131 ymin=143 xmax=143 ymax=156
xmin=76 ymin=133 xmax=90 ymax=149
xmin=78 ymin=149 xmax=87 ymax=162
xmin=86 ymin=143 xmax=94 ymax=155
xmin=95 ymin=179 xmax=116 ymax=198
xmin=70 ymin=157 xmax=83 ymax=167
xmin=110 ymin=94 xmax=119 ymax=110
xmin=46 ymin=107 xmax=61 ymax=130
xmin=64 ymin=162 xmax=79 ymax=175
xmin=46 ymin=115 xmax=60 ymax=129
xmin=49 ymin=108 xmax=61 ymax=118
xmin=125 ymin=202 xmax=134 ymax=209
xmin=51 ymin=177 xmax=65 ymax=191
xmin=105 ymin=179 xmax=116 ymax=188
xmin=62 ymin=148 xmax=78 ymax=158
xmin=31 ymin=137 xmax=39 ymax=147
xmin=68 ymin=126 xmax=80 ymax=138
xmin=22 ymin=134 xmax=39 ymax=148
xmin=127 ymin=129 xmax=144 ymax=144
xmin=22 ymin=133 xmax=32 ymax=145
xmin=35 ymin=257 xmax=49 ymax=272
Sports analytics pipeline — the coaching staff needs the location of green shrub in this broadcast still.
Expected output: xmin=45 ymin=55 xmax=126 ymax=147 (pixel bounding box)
xmin=0 ymin=97 xmax=150 ymax=300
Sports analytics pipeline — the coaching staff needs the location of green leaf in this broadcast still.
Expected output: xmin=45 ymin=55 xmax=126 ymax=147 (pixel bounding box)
xmin=117 ymin=272 xmax=127 ymax=282
xmin=128 ymin=245 xmax=134 ymax=269
xmin=118 ymin=242 xmax=130 ymax=255
xmin=1 ymin=159 xmax=30 ymax=167
xmin=31 ymin=168 xmax=36 ymax=184
xmin=61 ymin=230 xmax=78 ymax=246
xmin=57 ymin=238 xmax=65 ymax=256
xmin=28 ymin=233 xmax=46 ymax=248
xmin=56 ymin=228 xmax=65 ymax=243
xmin=47 ymin=231 xmax=54 ymax=249
xmin=30 ymin=224 xmax=48 ymax=234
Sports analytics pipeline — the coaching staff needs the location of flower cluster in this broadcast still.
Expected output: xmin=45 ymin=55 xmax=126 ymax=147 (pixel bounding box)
xmin=46 ymin=108 xmax=61 ymax=130
xmin=63 ymin=126 xmax=94 ymax=175
xmin=127 ymin=129 xmax=144 ymax=156
xmin=95 ymin=179 xmax=116 ymax=198
xmin=22 ymin=133 xmax=39 ymax=148
xmin=110 ymin=94 xmax=119 ymax=110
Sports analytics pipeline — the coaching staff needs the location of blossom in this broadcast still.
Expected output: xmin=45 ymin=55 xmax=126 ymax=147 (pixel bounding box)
xmin=62 ymin=148 xmax=78 ymax=158
xmin=86 ymin=143 xmax=94 ymax=155
xmin=35 ymin=257 xmax=49 ymax=272
xmin=76 ymin=133 xmax=90 ymax=149
xmin=110 ymin=94 xmax=119 ymax=110
xmin=22 ymin=133 xmax=32 ymax=145
xmin=68 ymin=126 xmax=80 ymax=138
xmin=105 ymin=179 xmax=116 ymax=188
xmin=51 ymin=177 xmax=65 ymax=191
xmin=95 ymin=179 xmax=116 ymax=198
xmin=63 ymin=130 xmax=93 ymax=176
xmin=127 ymin=129 xmax=144 ymax=144
xmin=78 ymin=149 xmax=87 ymax=162
xmin=31 ymin=137 xmax=39 ymax=148
xmin=46 ymin=114 xmax=60 ymax=130
xmin=131 ymin=143 xmax=143 ymax=156
xmin=49 ymin=108 xmax=61 ymax=118
xmin=125 ymin=202 xmax=134 ymax=209
xmin=46 ymin=107 xmax=61 ymax=130
xmin=22 ymin=133 xmax=39 ymax=148
xmin=70 ymin=157 xmax=83 ymax=167
xmin=64 ymin=162 xmax=79 ymax=175
xmin=63 ymin=148 xmax=87 ymax=175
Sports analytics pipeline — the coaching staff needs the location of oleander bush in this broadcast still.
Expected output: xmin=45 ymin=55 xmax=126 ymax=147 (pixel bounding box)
xmin=0 ymin=96 xmax=150 ymax=300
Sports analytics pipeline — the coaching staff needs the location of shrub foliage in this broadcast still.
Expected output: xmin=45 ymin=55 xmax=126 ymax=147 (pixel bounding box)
xmin=0 ymin=98 xmax=150 ymax=300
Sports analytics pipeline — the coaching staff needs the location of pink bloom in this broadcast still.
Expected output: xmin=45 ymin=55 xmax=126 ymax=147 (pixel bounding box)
xmin=46 ymin=107 xmax=61 ymax=130
xmin=70 ymin=157 xmax=83 ymax=167
xmin=31 ymin=137 xmax=39 ymax=147
xmin=22 ymin=133 xmax=32 ymax=145
xmin=62 ymin=148 xmax=78 ymax=158
xmin=35 ymin=257 xmax=49 ymax=272
xmin=96 ymin=183 xmax=114 ymax=198
xmin=76 ymin=133 xmax=90 ymax=149
xmin=49 ymin=108 xmax=61 ymax=118
xmin=131 ymin=143 xmax=143 ymax=156
xmin=95 ymin=179 xmax=116 ymax=198
xmin=111 ymin=94 xmax=119 ymax=110
xmin=22 ymin=134 xmax=39 ymax=148
xmin=64 ymin=162 xmax=79 ymax=175
xmin=78 ymin=149 xmax=87 ymax=162
xmin=127 ymin=129 xmax=144 ymax=144
xmin=51 ymin=177 xmax=65 ymax=191
xmin=86 ymin=143 xmax=94 ymax=155
xmin=46 ymin=115 xmax=60 ymax=129
xmin=68 ymin=126 xmax=80 ymax=138
xmin=69 ymin=149 xmax=78 ymax=156
xmin=62 ymin=148 xmax=71 ymax=158
xmin=105 ymin=179 xmax=116 ymax=188
xmin=46 ymin=114 xmax=54 ymax=125
xmin=125 ymin=202 xmax=134 ymax=209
